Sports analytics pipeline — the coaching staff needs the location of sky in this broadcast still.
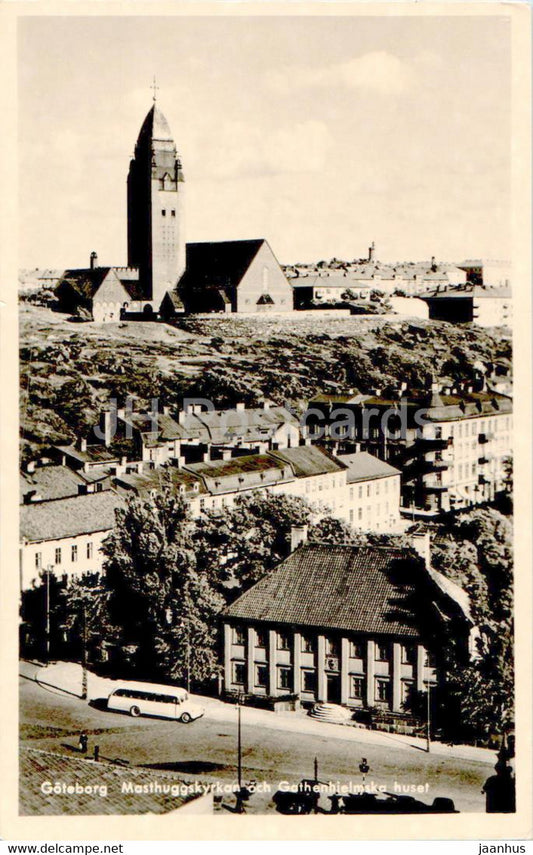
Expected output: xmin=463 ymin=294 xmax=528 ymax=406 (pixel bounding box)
xmin=18 ymin=14 xmax=511 ymax=269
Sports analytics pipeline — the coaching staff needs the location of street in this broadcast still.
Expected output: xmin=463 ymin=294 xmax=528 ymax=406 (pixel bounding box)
xmin=20 ymin=665 xmax=494 ymax=814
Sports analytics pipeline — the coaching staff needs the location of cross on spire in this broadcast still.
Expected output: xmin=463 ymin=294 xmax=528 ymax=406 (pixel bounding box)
xmin=151 ymin=76 xmax=159 ymax=103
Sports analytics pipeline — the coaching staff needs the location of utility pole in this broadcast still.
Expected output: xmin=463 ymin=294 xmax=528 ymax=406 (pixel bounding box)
xmin=81 ymin=602 xmax=88 ymax=701
xmin=426 ymin=680 xmax=431 ymax=753
xmin=237 ymin=696 xmax=242 ymax=792
xmin=45 ymin=567 xmax=51 ymax=663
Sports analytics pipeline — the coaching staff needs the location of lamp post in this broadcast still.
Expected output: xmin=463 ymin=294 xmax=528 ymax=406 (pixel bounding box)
xmin=425 ymin=680 xmax=432 ymax=753
xmin=44 ymin=566 xmax=52 ymax=663
xmin=81 ymin=601 xmax=88 ymax=701
xmin=237 ymin=692 xmax=243 ymax=792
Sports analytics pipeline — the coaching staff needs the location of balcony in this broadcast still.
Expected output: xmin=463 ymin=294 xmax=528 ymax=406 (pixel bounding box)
xmin=416 ymin=436 xmax=453 ymax=452
xmin=479 ymin=433 xmax=494 ymax=444
xmin=478 ymin=455 xmax=493 ymax=465
xmin=478 ymin=474 xmax=490 ymax=486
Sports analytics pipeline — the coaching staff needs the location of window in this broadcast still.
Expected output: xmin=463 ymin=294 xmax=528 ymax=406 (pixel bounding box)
xmin=366 ymin=484 xmax=371 ymax=498
xmin=401 ymin=644 xmax=416 ymax=665
xmin=375 ymin=642 xmax=389 ymax=661
xmin=350 ymin=640 xmax=364 ymax=659
xmin=255 ymin=665 xmax=268 ymax=687
xmin=375 ymin=678 xmax=390 ymax=702
xmin=171 ymin=210 xmax=176 ymax=217
xmin=358 ymin=508 xmax=363 ymax=521
xmin=402 ymin=680 xmax=415 ymax=710
xmin=375 ymin=483 xmax=380 ymax=496
xmin=325 ymin=637 xmax=339 ymax=656
xmin=232 ymin=627 xmax=246 ymax=645
xmin=255 ymin=629 xmax=267 ymax=649
xmin=300 ymin=635 xmax=314 ymax=653
xmin=86 ymin=542 xmax=93 ymax=560
xmin=358 ymin=486 xmax=363 ymax=499
xmin=349 ymin=487 xmax=354 ymax=501
xmin=232 ymin=662 xmax=246 ymax=685
xmin=161 ymin=209 xmax=166 ymax=217
xmin=35 ymin=552 xmax=42 ymax=569
xmin=278 ymin=667 xmax=292 ymax=691
xmin=302 ymin=670 xmax=316 ymax=693
xmin=351 ymin=676 xmax=365 ymax=699
xmin=55 ymin=548 xmax=62 ymax=565
xmin=277 ymin=631 xmax=291 ymax=650
xmin=71 ymin=545 xmax=78 ymax=563
xmin=424 ymin=650 xmax=437 ymax=668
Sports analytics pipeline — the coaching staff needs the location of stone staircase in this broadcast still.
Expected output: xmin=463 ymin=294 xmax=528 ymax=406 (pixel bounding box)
xmin=308 ymin=703 xmax=355 ymax=724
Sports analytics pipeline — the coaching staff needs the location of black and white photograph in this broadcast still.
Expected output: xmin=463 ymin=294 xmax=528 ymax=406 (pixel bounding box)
xmin=1 ymin=2 xmax=531 ymax=842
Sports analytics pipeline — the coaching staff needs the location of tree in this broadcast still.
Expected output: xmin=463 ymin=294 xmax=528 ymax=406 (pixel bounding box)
xmin=101 ymin=491 xmax=224 ymax=684
xmin=430 ymin=508 xmax=514 ymax=741
xmin=194 ymin=492 xmax=312 ymax=597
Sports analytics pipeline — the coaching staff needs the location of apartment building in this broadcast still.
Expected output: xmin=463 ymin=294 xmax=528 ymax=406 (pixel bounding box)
xmin=308 ymin=382 xmax=512 ymax=516
xmin=19 ymin=492 xmax=122 ymax=590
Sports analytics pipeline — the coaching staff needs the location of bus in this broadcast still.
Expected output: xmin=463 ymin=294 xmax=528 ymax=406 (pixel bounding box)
xmin=107 ymin=682 xmax=205 ymax=723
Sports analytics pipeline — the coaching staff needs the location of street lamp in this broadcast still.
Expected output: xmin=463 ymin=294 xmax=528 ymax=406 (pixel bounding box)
xmin=81 ymin=601 xmax=88 ymax=701
xmin=44 ymin=566 xmax=52 ymax=664
xmin=425 ymin=679 xmax=435 ymax=753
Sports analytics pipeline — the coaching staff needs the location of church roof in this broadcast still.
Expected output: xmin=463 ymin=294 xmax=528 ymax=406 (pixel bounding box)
xmin=179 ymin=240 xmax=265 ymax=292
xmin=57 ymin=268 xmax=112 ymax=300
xmin=136 ymin=105 xmax=175 ymax=147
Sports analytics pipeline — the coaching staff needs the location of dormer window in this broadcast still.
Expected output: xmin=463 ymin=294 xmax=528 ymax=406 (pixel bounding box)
xmin=161 ymin=210 xmax=166 ymax=217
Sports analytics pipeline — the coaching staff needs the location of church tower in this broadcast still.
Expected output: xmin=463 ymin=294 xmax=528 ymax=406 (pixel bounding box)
xmin=127 ymin=96 xmax=185 ymax=311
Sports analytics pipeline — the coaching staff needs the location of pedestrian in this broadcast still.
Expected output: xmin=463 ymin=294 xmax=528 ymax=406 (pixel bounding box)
xmin=93 ymin=745 xmax=100 ymax=762
xmin=482 ymin=761 xmax=516 ymax=813
xmin=78 ymin=731 xmax=88 ymax=754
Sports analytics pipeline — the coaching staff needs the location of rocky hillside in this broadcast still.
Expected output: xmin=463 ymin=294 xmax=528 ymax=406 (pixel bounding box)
xmin=19 ymin=303 xmax=511 ymax=462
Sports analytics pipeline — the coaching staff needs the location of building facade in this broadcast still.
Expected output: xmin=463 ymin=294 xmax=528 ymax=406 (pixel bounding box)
xmin=19 ymin=492 xmax=122 ymax=590
xmin=223 ymin=542 xmax=472 ymax=711
xmin=307 ymin=382 xmax=512 ymax=516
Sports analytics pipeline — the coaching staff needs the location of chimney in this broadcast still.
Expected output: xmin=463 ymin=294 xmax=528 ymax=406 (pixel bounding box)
xmin=290 ymin=524 xmax=308 ymax=552
xmin=26 ymin=460 xmax=36 ymax=474
xmin=99 ymin=411 xmax=113 ymax=447
xmin=178 ymin=410 xmax=186 ymax=425
xmin=368 ymin=241 xmax=375 ymax=262
xmin=236 ymin=402 xmax=246 ymax=412
xmin=90 ymin=251 xmax=98 ymax=270
xmin=431 ymin=256 xmax=437 ymax=272
xmin=80 ymin=438 xmax=87 ymax=452
xmin=163 ymin=405 xmax=171 ymax=416
xmin=410 ymin=530 xmax=431 ymax=568
xmin=262 ymin=400 xmax=271 ymax=411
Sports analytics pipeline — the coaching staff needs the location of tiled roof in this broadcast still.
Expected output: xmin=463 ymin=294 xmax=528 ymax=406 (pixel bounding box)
xmin=225 ymin=544 xmax=427 ymax=638
xmin=116 ymin=467 xmax=206 ymax=496
xmin=20 ymin=466 xmax=87 ymax=504
xmin=337 ymin=452 xmax=401 ymax=483
xmin=179 ymin=239 xmax=264 ymax=292
xmin=123 ymin=412 xmax=184 ymax=441
xmin=56 ymin=268 xmax=112 ymax=300
xmin=20 ymin=748 xmax=201 ymax=815
xmin=184 ymin=406 xmax=298 ymax=446
xmin=268 ymin=446 xmax=346 ymax=478
xmin=185 ymin=453 xmax=292 ymax=495
xmin=20 ymin=492 xmax=123 ymax=543
xmin=162 ymin=289 xmax=185 ymax=310
xmin=55 ymin=444 xmax=121 ymax=464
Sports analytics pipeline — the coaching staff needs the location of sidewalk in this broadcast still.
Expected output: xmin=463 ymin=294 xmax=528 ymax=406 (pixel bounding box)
xmin=21 ymin=660 xmax=495 ymax=766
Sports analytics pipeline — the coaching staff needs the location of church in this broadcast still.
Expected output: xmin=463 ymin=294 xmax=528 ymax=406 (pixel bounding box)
xmin=55 ymin=95 xmax=293 ymax=321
